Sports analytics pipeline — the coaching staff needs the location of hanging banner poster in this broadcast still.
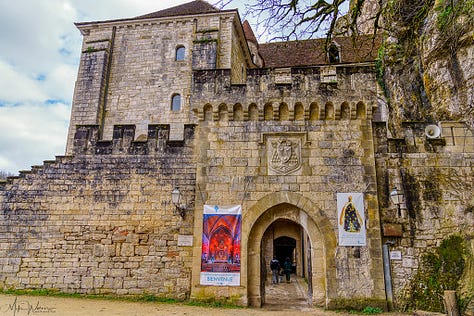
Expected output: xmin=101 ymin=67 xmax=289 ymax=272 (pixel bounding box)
xmin=337 ymin=193 xmax=366 ymax=246
xmin=200 ymin=205 xmax=242 ymax=286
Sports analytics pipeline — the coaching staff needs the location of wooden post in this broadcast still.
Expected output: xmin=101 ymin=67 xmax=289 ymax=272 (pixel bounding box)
xmin=444 ymin=290 xmax=459 ymax=316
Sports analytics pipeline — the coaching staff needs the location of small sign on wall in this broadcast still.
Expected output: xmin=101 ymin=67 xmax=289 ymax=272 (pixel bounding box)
xmin=178 ymin=235 xmax=193 ymax=246
xmin=390 ymin=251 xmax=402 ymax=260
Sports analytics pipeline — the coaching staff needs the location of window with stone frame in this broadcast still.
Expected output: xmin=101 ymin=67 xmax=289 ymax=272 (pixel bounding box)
xmin=171 ymin=94 xmax=181 ymax=111
xmin=328 ymin=44 xmax=341 ymax=63
xmin=175 ymin=46 xmax=185 ymax=61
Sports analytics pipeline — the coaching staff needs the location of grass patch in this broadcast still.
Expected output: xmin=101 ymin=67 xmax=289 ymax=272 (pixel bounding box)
xmin=0 ymin=288 xmax=181 ymax=304
xmin=361 ymin=306 xmax=384 ymax=314
xmin=338 ymin=306 xmax=384 ymax=315
xmin=328 ymin=297 xmax=386 ymax=311
xmin=186 ymin=299 xmax=244 ymax=309
xmin=0 ymin=288 xmax=246 ymax=309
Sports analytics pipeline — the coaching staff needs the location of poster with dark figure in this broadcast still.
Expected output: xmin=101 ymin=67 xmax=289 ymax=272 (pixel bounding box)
xmin=337 ymin=193 xmax=366 ymax=246
xmin=200 ymin=205 xmax=241 ymax=286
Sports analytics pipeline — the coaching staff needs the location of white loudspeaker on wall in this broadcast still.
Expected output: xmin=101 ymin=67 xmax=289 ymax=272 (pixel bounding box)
xmin=425 ymin=125 xmax=441 ymax=138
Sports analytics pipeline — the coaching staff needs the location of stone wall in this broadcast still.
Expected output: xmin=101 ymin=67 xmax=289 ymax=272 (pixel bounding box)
xmin=0 ymin=125 xmax=196 ymax=298
xmin=188 ymin=64 xmax=385 ymax=306
xmin=5 ymin=1 xmax=473 ymax=308
xmin=374 ymin=121 xmax=474 ymax=308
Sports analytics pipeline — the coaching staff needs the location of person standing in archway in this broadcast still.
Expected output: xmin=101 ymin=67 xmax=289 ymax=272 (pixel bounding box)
xmin=270 ymin=257 xmax=281 ymax=284
xmin=283 ymin=257 xmax=292 ymax=283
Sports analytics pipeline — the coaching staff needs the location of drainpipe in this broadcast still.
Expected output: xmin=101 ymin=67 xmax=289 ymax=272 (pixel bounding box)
xmin=382 ymin=243 xmax=394 ymax=311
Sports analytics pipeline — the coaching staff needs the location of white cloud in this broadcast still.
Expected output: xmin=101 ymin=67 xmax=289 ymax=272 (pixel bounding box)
xmin=41 ymin=64 xmax=78 ymax=102
xmin=0 ymin=61 xmax=48 ymax=102
xmin=0 ymin=103 xmax=70 ymax=173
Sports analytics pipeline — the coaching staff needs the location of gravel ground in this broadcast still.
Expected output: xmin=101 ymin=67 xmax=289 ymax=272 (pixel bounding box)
xmin=0 ymin=293 xmax=413 ymax=316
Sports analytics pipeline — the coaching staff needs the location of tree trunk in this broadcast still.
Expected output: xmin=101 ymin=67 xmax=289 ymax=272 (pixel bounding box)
xmin=444 ymin=290 xmax=459 ymax=316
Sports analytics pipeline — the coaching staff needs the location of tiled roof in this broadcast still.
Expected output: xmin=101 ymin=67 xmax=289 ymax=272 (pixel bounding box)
xmin=259 ymin=35 xmax=381 ymax=67
xmin=242 ymin=20 xmax=258 ymax=45
xmin=136 ymin=0 xmax=219 ymax=19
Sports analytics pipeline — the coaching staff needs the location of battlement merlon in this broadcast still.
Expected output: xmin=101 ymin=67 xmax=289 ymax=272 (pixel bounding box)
xmin=71 ymin=124 xmax=196 ymax=156
xmin=190 ymin=63 xmax=380 ymax=115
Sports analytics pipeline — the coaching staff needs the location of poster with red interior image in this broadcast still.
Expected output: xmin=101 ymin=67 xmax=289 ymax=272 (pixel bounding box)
xmin=200 ymin=205 xmax=242 ymax=286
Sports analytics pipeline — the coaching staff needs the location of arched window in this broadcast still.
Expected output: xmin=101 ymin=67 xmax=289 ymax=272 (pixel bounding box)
xmin=175 ymin=46 xmax=185 ymax=61
xmin=328 ymin=44 xmax=340 ymax=63
xmin=171 ymin=94 xmax=181 ymax=111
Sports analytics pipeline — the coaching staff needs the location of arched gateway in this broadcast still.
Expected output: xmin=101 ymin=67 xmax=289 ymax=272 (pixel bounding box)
xmin=245 ymin=192 xmax=337 ymax=307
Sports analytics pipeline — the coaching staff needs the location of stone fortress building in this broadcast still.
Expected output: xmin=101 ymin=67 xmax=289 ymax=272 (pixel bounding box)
xmin=1 ymin=0 xmax=473 ymax=311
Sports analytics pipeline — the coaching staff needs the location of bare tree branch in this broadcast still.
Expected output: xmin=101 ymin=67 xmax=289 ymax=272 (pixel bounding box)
xmin=214 ymin=0 xmax=362 ymax=42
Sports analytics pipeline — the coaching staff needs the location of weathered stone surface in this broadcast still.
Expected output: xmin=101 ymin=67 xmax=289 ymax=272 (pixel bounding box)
xmin=0 ymin=0 xmax=473 ymax=310
xmin=383 ymin=223 xmax=403 ymax=237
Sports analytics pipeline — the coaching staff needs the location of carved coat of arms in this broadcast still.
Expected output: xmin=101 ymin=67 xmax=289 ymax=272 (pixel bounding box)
xmin=269 ymin=138 xmax=301 ymax=174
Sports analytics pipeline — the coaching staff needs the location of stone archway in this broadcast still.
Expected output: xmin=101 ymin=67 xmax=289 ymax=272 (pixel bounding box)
xmin=262 ymin=218 xmax=306 ymax=308
xmin=244 ymin=192 xmax=337 ymax=307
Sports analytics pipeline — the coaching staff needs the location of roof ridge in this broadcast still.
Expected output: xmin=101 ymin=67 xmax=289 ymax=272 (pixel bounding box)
xmin=258 ymin=35 xmax=381 ymax=68
xmin=135 ymin=0 xmax=219 ymax=20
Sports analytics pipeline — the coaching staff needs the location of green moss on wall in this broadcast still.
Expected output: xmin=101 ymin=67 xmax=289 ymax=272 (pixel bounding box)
xmin=422 ymin=170 xmax=443 ymax=202
xmin=401 ymin=235 xmax=471 ymax=313
xmin=327 ymin=297 xmax=387 ymax=311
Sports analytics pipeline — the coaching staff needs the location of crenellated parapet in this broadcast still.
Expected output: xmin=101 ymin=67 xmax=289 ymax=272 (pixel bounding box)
xmin=72 ymin=124 xmax=195 ymax=156
xmin=191 ymin=64 xmax=379 ymax=122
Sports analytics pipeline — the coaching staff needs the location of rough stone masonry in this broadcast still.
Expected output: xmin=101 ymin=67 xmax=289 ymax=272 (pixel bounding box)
xmin=1 ymin=0 xmax=473 ymax=312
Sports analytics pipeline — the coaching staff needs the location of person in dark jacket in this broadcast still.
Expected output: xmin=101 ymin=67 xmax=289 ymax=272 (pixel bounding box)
xmin=283 ymin=257 xmax=292 ymax=283
xmin=270 ymin=257 xmax=280 ymax=284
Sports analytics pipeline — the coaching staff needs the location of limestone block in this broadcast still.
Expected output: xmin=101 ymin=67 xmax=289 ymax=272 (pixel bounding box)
xmin=135 ymin=246 xmax=149 ymax=256
xmin=402 ymin=257 xmax=416 ymax=268
xmin=137 ymin=279 xmax=151 ymax=288
xmin=108 ymin=269 xmax=128 ymax=278
xmin=123 ymin=279 xmax=138 ymax=289
xmin=81 ymin=276 xmax=94 ymax=289
xmin=93 ymin=244 xmax=104 ymax=257
xmin=93 ymin=277 xmax=104 ymax=288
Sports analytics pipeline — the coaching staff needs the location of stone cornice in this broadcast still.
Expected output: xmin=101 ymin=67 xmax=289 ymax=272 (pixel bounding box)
xmin=75 ymin=9 xmax=238 ymax=35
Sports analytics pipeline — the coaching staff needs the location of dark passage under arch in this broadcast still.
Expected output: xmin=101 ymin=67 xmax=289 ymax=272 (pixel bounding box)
xmin=274 ymin=236 xmax=296 ymax=273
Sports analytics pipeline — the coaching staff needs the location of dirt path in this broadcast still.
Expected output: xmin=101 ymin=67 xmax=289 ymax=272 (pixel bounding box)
xmin=0 ymin=293 xmax=412 ymax=316
xmin=0 ymin=274 xmax=407 ymax=316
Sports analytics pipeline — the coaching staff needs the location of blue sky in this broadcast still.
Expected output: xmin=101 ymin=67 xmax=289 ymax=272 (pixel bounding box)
xmin=0 ymin=0 xmax=250 ymax=174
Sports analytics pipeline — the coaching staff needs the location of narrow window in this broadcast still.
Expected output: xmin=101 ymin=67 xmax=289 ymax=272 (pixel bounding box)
xmin=176 ymin=46 xmax=185 ymax=61
xmin=328 ymin=44 xmax=340 ymax=63
xmin=171 ymin=94 xmax=181 ymax=111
